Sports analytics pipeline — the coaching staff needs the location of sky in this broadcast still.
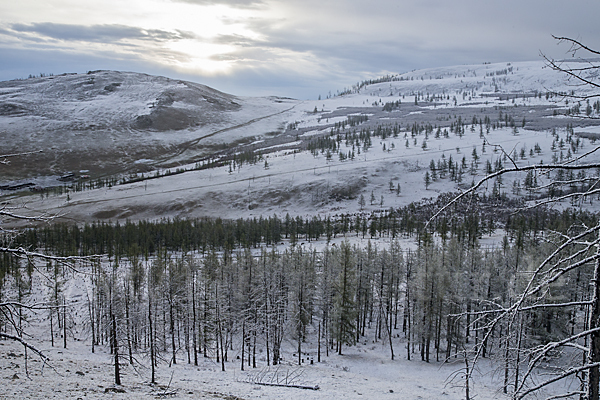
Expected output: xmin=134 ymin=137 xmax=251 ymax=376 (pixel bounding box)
xmin=1 ymin=0 xmax=599 ymax=99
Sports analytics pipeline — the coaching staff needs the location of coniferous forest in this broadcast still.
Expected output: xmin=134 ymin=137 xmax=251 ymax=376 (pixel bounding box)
xmin=2 ymin=192 xmax=599 ymax=396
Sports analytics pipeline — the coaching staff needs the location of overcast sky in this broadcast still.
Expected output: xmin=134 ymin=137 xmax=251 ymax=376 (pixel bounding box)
xmin=1 ymin=0 xmax=599 ymax=99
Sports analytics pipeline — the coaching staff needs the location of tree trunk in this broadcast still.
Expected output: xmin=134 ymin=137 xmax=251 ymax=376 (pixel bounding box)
xmin=406 ymin=293 xmax=411 ymax=361
xmin=112 ymin=311 xmax=121 ymax=385
xmin=88 ymin=290 xmax=95 ymax=353
xmin=63 ymin=297 xmax=67 ymax=349
xmin=50 ymin=309 xmax=54 ymax=347
xmin=241 ymin=319 xmax=245 ymax=371
xmin=588 ymin=252 xmax=600 ymax=400
xmin=149 ymin=293 xmax=156 ymax=384
xmin=386 ymin=305 xmax=394 ymax=360
xmin=170 ymin=300 xmax=176 ymax=365
xmin=503 ymin=327 xmax=510 ymax=394
xmin=253 ymin=334 xmax=256 ymax=369
xmin=192 ymin=276 xmax=198 ymax=366
xmin=125 ymin=292 xmax=133 ymax=364
xmin=514 ymin=313 xmax=524 ymax=395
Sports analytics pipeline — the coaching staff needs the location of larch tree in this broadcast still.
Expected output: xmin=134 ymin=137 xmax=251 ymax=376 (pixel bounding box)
xmin=430 ymin=37 xmax=600 ymax=400
xmin=331 ymin=241 xmax=358 ymax=355
xmin=0 ymin=151 xmax=97 ymax=376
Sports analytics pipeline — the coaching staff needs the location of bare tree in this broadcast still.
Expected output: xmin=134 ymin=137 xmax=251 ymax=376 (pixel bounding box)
xmin=0 ymin=153 xmax=96 ymax=377
xmin=0 ymin=201 xmax=91 ymax=373
xmin=430 ymin=38 xmax=600 ymax=400
xmin=543 ymin=36 xmax=600 ymax=105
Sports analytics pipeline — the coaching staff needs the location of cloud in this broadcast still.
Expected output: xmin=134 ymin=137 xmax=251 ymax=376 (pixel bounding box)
xmin=2 ymin=22 xmax=202 ymax=68
xmin=10 ymin=22 xmax=196 ymax=44
xmin=211 ymin=33 xmax=258 ymax=47
xmin=170 ymin=0 xmax=264 ymax=9
xmin=1 ymin=0 xmax=599 ymax=99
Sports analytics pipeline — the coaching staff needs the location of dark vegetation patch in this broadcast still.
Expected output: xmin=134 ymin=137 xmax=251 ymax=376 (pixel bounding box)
xmin=329 ymin=177 xmax=367 ymax=201
xmin=103 ymin=82 xmax=121 ymax=92
xmin=0 ymin=103 xmax=27 ymax=116
xmin=12 ymin=191 xmax=590 ymax=257
xmin=575 ymin=131 xmax=600 ymax=140
xmin=134 ymin=107 xmax=197 ymax=131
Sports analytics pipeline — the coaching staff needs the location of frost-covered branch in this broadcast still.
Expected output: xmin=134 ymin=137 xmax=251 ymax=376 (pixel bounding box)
xmin=0 ymin=301 xmax=62 ymax=310
xmin=426 ymin=148 xmax=600 ymax=227
xmin=516 ymin=362 xmax=600 ymax=400
xmin=517 ymin=327 xmax=600 ymax=394
xmin=523 ymin=187 xmax=600 ymax=210
xmin=0 ymin=246 xmax=97 ymax=262
xmin=0 ymin=333 xmax=49 ymax=362
xmin=0 ymin=208 xmax=62 ymax=223
xmin=540 ymin=36 xmax=600 ymax=102
xmin=546 ymin=391 xmax=587 ymax=400
xmin=517 ymin=300 xmax=593 ymax=312
xmin=552 ymin=36 xmax=600 ymax=58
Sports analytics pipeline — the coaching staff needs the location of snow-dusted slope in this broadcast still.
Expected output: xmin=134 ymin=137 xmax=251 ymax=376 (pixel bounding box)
xmin=3 ymin=60 xmax=600 ymax=224
xmin=0 ymin=71 xmax=298 ymax=179
xmin=356 ymin=60 xmax=596 ymax=99
xmin=0 ymin=70 xmax=241 ymax=130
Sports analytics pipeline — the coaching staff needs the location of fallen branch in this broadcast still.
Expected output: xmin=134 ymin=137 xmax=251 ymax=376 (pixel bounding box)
xmin=252 ymin=382 xmax=319 ymax=390
xmin=240 ymin=365 xmax=319 ymax=390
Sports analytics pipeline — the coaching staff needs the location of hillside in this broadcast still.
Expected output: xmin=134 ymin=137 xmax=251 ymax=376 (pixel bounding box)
xmin=2 ymin=59 xmax=600 ymax=400
xmin=2 ymin=60 xmax=600 ymax=224
xmin=0 ymin=70 xmax=297 ymax=180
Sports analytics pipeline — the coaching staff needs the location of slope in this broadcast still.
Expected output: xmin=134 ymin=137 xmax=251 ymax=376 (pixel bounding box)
xmin=0 ymin=70 xmax=297 ymax=180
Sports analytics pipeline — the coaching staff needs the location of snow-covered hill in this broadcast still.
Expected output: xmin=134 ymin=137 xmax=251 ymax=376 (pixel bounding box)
xmin=355 ymin=60 xmax=597 ymax=99
xmin=2 ymin=60 xmax=600 ymax=224
xmin=0 ymin=70 xmax=298 ymax=179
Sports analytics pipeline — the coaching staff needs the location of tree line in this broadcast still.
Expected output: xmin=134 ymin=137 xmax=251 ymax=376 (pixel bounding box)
xmin=8 ymin=193 xmax=590 ymax=262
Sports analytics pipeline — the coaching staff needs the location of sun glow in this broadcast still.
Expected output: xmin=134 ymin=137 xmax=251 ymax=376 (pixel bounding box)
xmin=154 ymin=3 xmax=263 ymax=75
xmin=166 ymin=40 xmax=237 ymax=75
xmin=0 ymin=0 xmax=266 ymax=76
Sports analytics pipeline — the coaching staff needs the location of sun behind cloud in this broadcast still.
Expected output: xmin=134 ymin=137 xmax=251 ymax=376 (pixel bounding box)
xmin=0 ymin=0 xmax=266 ymax=76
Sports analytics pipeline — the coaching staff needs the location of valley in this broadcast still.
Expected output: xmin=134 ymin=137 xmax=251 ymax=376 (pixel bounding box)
xmin=2 ymin=59 xmax=600 ymax=400
xmin=3 ymin=61 xmax=600 ymax=224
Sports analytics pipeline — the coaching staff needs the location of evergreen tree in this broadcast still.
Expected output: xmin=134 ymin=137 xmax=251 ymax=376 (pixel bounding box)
xmin=331 ymin=241 xmax=357 ymax=354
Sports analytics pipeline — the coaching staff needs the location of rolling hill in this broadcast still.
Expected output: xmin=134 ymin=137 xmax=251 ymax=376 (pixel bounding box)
xmin=0 ymin=70 xmax=297 ymax=180
xmin=2 ymin=60 xmax=600 ymax=224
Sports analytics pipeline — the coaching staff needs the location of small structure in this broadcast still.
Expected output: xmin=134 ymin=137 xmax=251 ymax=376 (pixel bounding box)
xmin=58 ymin=173 xmax=76 ymax=182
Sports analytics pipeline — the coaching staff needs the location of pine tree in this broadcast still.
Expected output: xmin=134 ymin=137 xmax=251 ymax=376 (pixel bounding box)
xmin=358 ymin=194 xmax=366 ymax=211
xmin=331 ymin=241 xmax=357 ymax=354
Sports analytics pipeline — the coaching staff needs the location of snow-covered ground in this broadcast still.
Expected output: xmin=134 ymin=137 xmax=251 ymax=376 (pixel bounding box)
xmin=10 ymin=123 xmax=600 ymax=224
xmin=4 ymin=60 xmax=600 ymax=224
xmin=2 ymin=59 xmax=600 ymax=399
xmin=1 ymin=334 xmax=505 ymax=400
xmin=0 ymin=236 xmax=574 ymax=400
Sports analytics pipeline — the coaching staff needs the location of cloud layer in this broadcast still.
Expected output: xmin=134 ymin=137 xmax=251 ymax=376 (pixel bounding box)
xmin=1 ymin=0 xmax=599 ymax=98
xmin=10 ymin=22 xmax=196 ymax=43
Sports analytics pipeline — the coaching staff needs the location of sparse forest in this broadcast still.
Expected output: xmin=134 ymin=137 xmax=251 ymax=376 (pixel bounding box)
xmin=1 ymin=187 xmax=599 ymax=399
xmin=2 ymin=219 xmax=590 ymax=386
xmin=3 ymin=35 xmax=600 ymax=400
